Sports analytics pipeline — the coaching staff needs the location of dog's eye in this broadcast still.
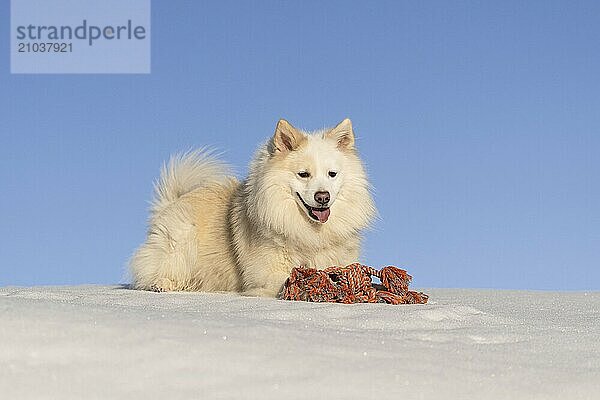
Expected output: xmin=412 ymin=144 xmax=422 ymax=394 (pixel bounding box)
xmin=297 ymin=171 xmax=310 ymax=178
xmin=328 ymin=171 xmax=337 ymax=178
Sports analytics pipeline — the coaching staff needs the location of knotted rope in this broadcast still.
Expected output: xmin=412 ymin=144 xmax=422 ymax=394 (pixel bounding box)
xmin=280 ymin=263 xmax=428 ymax=304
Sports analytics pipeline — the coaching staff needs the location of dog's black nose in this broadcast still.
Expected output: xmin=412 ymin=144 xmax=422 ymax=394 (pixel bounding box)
xmin=314 ymin=191 xmax=330 ymax=205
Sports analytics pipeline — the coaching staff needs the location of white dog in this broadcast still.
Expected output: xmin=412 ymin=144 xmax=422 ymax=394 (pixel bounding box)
xmin=129 ymin=118 xmax=376 ymax=297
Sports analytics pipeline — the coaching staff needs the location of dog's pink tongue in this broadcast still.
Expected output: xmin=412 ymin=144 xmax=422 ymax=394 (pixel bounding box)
xmin=313 ymin=208 xmax=330 ymax=223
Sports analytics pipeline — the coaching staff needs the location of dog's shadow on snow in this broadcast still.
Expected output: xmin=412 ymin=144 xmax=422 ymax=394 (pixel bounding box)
xmin=112 ymin=284 xmax=134 ymax=290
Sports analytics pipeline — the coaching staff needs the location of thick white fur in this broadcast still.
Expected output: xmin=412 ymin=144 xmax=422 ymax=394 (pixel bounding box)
xmin=129 ymin=119 xmax=376 ymax=297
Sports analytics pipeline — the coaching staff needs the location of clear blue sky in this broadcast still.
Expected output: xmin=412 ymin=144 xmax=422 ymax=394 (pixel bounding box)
xmin=1 ymin=1 xmax=598 ymax=290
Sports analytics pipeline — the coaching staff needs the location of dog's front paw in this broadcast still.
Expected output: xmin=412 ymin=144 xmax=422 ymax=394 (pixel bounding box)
xmin=148 ymin=277 xmax=176 ymax=292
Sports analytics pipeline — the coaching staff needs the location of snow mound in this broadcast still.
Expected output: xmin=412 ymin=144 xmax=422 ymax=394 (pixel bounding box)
xmin=0 ymin=286 xmax=598 ymax=399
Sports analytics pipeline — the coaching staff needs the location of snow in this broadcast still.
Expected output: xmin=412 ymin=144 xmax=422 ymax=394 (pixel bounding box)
xmin=0 ymin=286 xmax=598 ymax=399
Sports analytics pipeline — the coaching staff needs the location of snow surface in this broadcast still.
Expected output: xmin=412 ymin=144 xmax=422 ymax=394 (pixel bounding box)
xmin=0 ymin=285 xmax=598 ymax=399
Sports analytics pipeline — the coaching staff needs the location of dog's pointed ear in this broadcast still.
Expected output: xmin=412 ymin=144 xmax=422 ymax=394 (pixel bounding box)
xmin=326 ymin=118 xmax=355 ymax=150
xmin=272 ymin=119 xmax=304 ymax=153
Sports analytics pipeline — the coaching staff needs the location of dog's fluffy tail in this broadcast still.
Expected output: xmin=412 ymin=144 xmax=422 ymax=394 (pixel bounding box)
xmin=151 ymin=149 xmax=232 ymax=214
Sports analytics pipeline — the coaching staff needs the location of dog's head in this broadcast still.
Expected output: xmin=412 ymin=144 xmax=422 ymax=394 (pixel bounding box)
xmin=246 ymin=118 xmax=375 ymax=243
xmin=269 ymin=118 xmax=355 ymax=224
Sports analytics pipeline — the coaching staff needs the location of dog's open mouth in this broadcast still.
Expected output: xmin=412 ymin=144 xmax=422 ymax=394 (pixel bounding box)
xmin=296 ymin=193 xmax=330 ymax=223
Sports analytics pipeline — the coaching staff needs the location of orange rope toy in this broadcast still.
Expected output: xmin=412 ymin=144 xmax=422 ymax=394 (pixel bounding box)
xmin=280 ymin=263 xmax=428 ymax=305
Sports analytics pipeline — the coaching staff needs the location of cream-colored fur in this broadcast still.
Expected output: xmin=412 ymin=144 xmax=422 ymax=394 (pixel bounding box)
xmin=129 ymin=118 xmax=376 ymax=297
